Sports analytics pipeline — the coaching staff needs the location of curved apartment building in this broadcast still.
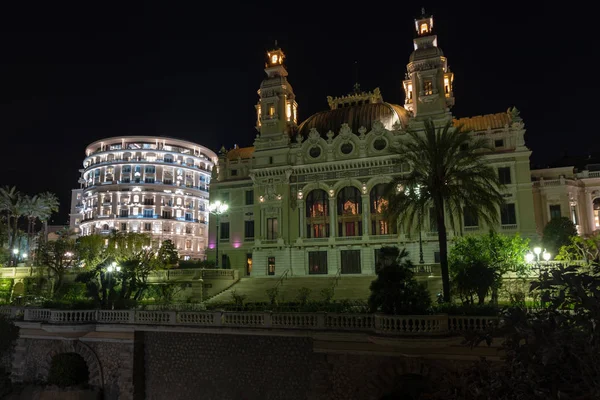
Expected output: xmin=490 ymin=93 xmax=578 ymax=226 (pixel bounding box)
xmin=69 ymin=136 xmax=217 ymax=260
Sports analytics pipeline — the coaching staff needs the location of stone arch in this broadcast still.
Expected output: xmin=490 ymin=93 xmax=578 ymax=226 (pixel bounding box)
xmin=39 ymin=340 xmax=103 ymax=389
xmin=12 ymin=281 xmax=24 ymax=297
xmin=332 ymin=178 xmax=363 ymax=195
xmin=366 ymin=176 xmax=393 ymax=193
xmin=300 ymin=182 xmax=331 ymax=198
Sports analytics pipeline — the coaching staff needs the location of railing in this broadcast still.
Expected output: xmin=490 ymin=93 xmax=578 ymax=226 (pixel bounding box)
xmin=273 ymin=269 xmax=290 ymax=292
xmin=500 ymin=224 xmax=518 ymax=230
xmin=1 ymin=307 xmax=500 ymax=336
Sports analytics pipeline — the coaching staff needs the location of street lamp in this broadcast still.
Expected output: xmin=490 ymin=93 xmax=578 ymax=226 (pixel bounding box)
xmin=208 ymin=200 xmax=229 ymax=268
xmin=525 ymin=247 xmax=551 ymax=275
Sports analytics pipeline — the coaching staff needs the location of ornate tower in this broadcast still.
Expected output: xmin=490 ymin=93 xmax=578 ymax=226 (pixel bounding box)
xmin=403 ymin=9 xmax=454 ymax=119
xmin=255 ymin=46 xmax=298 ymax=138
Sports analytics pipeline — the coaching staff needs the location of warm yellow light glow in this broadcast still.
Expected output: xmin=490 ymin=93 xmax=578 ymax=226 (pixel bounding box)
xmin=268 ymin=104 xmax=275 ymax=116
xmin=420 ymin=23 xmax=428 ymax=34
xmin=257 ymin=105 xmax=262 ymax=127
xmin=271 ymin=55 xmax=278 ymax=64
xmin=407 ymin=83 xmax=413 ymax=101
xmin=286 ymin=102 xmax=292 ymax=121
xmin=444 ymin=77 xmax=450 ymax=96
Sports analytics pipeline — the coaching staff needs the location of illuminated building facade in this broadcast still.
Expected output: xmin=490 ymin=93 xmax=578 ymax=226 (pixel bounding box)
xmin=208 ymin=11 xmax=537 ymax=275
xmin=70 ymin=136 xmax=217 ymax=260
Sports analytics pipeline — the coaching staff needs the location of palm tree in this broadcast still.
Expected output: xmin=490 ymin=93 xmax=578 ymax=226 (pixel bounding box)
xmin=0 ymin=186 xmax=25 ymax=254
xmin=22 ymin=195 xmax=44 ymax=255
xmin=385 ymin=118 xmax=504 ymax=302
xmin=38 ymin=192 xmax=60 ymax=244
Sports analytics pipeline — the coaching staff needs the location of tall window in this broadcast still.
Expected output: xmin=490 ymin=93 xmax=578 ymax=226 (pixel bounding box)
xmin=341 ymin=250 xmax=361 ymax=274
xmin=245 ymin=190 xmax=254 ymax=205
xmin=267 ymin=218 xmax=278 ymax=240
xmin=244 ymin=220 xmax=254 ymax=239
xmin=120 ymin=209 xmax=129 ymax=217
xmin=423 ymin=80 xmax=433 ymax=95
xmin=498 ymin=167 xmax=511 ymax=184
xmin=268 ymin=257 xmax=275 ymax=275
xmin=549 ymin=205 xmax=561 ymax=220
xmin=162 ymin=210 xmax=171 ymax=219
xmin=337 ymin=187 xmax=362 ymax=237
xmin=306 ymin=190 xmax=329 ymax=238
xmin=571 ymin=204 xmax=579 ymax=226
xmin=308 ymin=251 xmax=328 ymax=275
xmin=370 ymin=184 xmax=392 ymax=235
xmin=144 ymin=223 xmax=151 ymax=231
xmin=500 ymin=203 xmax=517 ymax=225
xmin=143 ymin=209 xmax=153 ymax=218
xmin=463 ymin=207 xmax=479 ymax=227
xmin=120 ymin=223 xmax=127 ymax=231
xmin=220 ymin=222 xmax=230 ymax=240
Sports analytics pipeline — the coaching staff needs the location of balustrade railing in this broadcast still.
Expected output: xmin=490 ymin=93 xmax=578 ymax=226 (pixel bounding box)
xmin=0 ymin=307 xmax=503 ymax=336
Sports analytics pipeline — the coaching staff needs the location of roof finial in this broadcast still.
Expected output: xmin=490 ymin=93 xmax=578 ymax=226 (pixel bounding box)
xmin=353 ymin=60 xmax=360 ymax=94
xmin=274 ymin=39 xmax=278 ymax=48
xmin=421 ymin=7 xmax=426 ymax=16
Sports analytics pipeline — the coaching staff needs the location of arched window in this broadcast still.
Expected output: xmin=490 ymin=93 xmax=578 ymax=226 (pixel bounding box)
xmin=305 ymin=189 xmax=329 ymax=238
xmin=337 ymin=187 xmax=362 ymax=237
xmin=370 ymin=184 xmax=394 ymax=235
xmin=594 ymin=198 xmax=600 ymax=229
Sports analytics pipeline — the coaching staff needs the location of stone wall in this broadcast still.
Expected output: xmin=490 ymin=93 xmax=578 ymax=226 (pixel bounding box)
xmin=143 ymin=332 xmax=318 ymax=400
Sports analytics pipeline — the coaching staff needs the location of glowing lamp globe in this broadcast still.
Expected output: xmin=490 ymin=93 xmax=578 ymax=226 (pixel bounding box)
xmin=542 ymin=251 xmax=551 ymax=261
xmin=525 ymin=252 xmax=534 ymax=263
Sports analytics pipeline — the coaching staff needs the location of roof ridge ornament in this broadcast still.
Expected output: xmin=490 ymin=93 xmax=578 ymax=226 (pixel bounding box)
xmin=326 ymin=87 xmax=383 ymax=110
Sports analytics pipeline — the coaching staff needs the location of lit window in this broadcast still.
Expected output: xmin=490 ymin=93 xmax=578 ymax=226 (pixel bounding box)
xmin=423 ymin=80 xmax=433 ymax=96
xmin=271 ymin=55 xmax=278 ymax=64
xmin=286 ymin=102 xmax=292 ymax=121
xmin=444 ymin=77 xmax=450 ymax=96
xmin=268 ymin=104 xmax=275 ymax=117
xmin=420 ymin=23 xmax=428 ymax=34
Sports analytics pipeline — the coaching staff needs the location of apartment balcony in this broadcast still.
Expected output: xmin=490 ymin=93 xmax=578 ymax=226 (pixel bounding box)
xmin=83 ymin=156 xmax=213 ymax=173
xmin=83 ymin=180 xmax=209 ymax=193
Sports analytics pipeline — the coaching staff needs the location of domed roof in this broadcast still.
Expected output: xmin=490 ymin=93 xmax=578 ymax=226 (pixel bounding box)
xmin=409 ymin=46 xmax=444 ymax=63
xmin=297 ymin=88 xmax=410 ymax=138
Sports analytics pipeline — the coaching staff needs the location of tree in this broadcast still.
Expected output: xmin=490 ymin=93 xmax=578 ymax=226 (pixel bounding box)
xmin=556 ymin=232 xmax=600 ymax=264
xmin=449 ymin=232 xmax=530 ymax=304
xmin=37 ymin=237 xmax=76 ymax=294
xmin=385 ymin=119 xmax=505 ymax=302
xmin=157 ymin=239 xmax=179 ymax=268
xmin=0 ymin=186 xmax=24 ymax=257
xmin=37 ymin=192 xmax=59 ymax=245
xmin=542 ymin=216 xmax=578 ymax=257
xmin=368 ymin=248 xmax=431 ymax=315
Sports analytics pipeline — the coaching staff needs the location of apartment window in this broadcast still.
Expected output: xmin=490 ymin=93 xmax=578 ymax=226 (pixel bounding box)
xmin=244 ymin=220 xmax=254 ymax=239
xmin=463 ymin=207 xmax=479 ymax=227
xmin=185 ymin=240 xmax=192 ymax=249
xmin=144 ymin=223 xmax=151 ymax=231
xmin=120 ymin=209 xmax=129 ymax=217
xmin=494 ymin=139 xmax=504 ymax=148
xmin=162 ymin=210 xmax=171 ymax=219
xmin=341 ymin=250 xmax=361 ymax=274
xmin=498 ymin=167 xmax=511 ymax=185
xmin=144 ymin=166 xmax=155 ymax=173
xmin=221 ymin=192 xmax=230 ymax=203
xmin=308 ymin=251 xmax=328 ymax=275
xmin=434 ymin=251 xmax=441 ymax=263
xmin=122 ymin=166 xmax=131 ymax=173
xmin=185 ymin=226 xmax=192 ymax=234
xmin=500 ymin=203 xmax=517 ymax=225
xmin=143 ymin=198 xmax=154 ymax=205
xmin=143 ymin=209 xmax=153 ymax=218
xmin=185 ymin=213 xmax=193 ymax=221
xmin=231 ymin=170 xmax=238 ymax=177
xmin=549 ymin=204 xmax=561 ymax=220
xmin=144 ymin=177 xmax=155 ymax=183
xmin=245 ymin=190 xmax=254 ymax=205
xmin=268 ymin=257 xmax=275 ymax=276
xmin=120 ymin=223 xmax=127 ymax=231
xmin=220 ymin=222 xmax=230 ymax=240
xmin=267 ymin=218 xmax=278 ymax=240
xmin=423 ymin=80 xmax=433 ymax=95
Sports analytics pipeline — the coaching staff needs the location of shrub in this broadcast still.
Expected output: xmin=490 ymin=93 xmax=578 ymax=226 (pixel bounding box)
xmin=0 ymin=279 xmax=13 ymax=303
xmin=47 ymin=353 xmax=89 ymax=387
xmin=266 ymin=287 xmax=279 ymax=305
xmin=542 ymin=216 xmax=578 ymax=257
xmin=230 ymin=290 xmax=246 ymax=307
xmin=320 ymin=287 xmax=334 ymax=303
xmin=368 ymin=248 xmax=431 ymax=315
xmin=431 ymin=302 xmax=500 ymax=317
xmin=295 ymin=287 xmax=311 ymax=305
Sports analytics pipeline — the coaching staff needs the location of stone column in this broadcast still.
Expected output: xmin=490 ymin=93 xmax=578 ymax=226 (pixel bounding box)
xmin=298 ymin=200 xmax=305 ymax=238
xmin=585 ymin=190 xmax=596 ymax=234
xmin=361 ymin=194 xmax=370 ymax=237
xmin=329 ymin=196 xmax=337 ymax=237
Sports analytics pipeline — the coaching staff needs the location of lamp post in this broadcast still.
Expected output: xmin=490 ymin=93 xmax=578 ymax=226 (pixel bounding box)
xmin=12 ymin=248 xmax=19 ymax=266
xmin=525 ymin=246 xmax=551 ymax=277
xmin=105 ymin=261 xmax=121 ymax=310
xmin=414 ymin=184 xmax=424 ymax=264
xmin=208 ymin=200 xmax=229 ymax=268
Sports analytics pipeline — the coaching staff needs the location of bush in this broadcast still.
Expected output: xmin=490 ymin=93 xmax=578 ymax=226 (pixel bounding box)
xmin=542 ymin=216 xmax=578 ymax=257
xmin=0 ymin=279 xmax=13 ymax=303
xmin=47 ymin=353 xmax=89 ymax=387
xmin=295 ymin=287 xmax=311 ymax=305
xmin=230 ymin=290 xmax=246 ymax=306
xmin=320 ymin=287 xmax=334 ymax=303
xmin=266 ymin=287 xmax=279 ymax=305
xmin=368 ymin=248 xmax=431 ymax=315
xmin=42 ymin=299 xmax=96 ymax=310
xmin=431 ymin=303 xmax=500 ymax=316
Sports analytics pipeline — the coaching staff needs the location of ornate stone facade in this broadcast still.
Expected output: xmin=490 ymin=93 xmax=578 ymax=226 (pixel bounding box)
xmin=208 ymin=12 xmax=537 ymax=276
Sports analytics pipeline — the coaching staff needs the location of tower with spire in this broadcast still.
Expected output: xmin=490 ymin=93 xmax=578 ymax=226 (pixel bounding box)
xmin=255 ymin=45 xmax=298 ymax=139
xmin=403 ymin=9 xmax=454 ymax=120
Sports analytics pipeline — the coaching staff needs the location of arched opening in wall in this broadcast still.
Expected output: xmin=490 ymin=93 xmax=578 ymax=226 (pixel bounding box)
xmin=593 ymin=198 xmax=600 ymax=229
xmin=47 ymin=352 xmax=90 ymax=388
xmin=370 ymin=184 xmax=395 ymax=235
xmin=378 ymin=374 xmax=430 ymax=400
xmin=337 ymin=186 xmax=362 ymax=237
xmin=11 ymin=282 xmax=24 ymax=300
xmin=306 ymin=189 xmax=329 ymax=238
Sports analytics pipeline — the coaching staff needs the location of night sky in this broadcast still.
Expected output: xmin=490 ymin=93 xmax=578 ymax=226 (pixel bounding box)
xmin=0 ymin=3 xmax=594 ymax=224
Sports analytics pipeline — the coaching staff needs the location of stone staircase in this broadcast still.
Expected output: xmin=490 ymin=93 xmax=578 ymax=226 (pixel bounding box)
xmin=206 ymin=275 xmax=377 ymax=304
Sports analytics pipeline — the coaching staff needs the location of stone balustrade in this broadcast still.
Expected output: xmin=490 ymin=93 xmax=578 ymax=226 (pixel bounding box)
xmin=2 ymin=306 xmax=499 ymax=336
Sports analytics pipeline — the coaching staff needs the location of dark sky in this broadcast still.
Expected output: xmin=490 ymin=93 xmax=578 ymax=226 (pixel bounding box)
xmin=0 ymin=3 xmax=594 ymax=224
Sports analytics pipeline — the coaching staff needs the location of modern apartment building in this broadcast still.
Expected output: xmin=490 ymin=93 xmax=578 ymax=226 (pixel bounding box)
xmin=70 ymin=136 xmax=217 ymax=260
